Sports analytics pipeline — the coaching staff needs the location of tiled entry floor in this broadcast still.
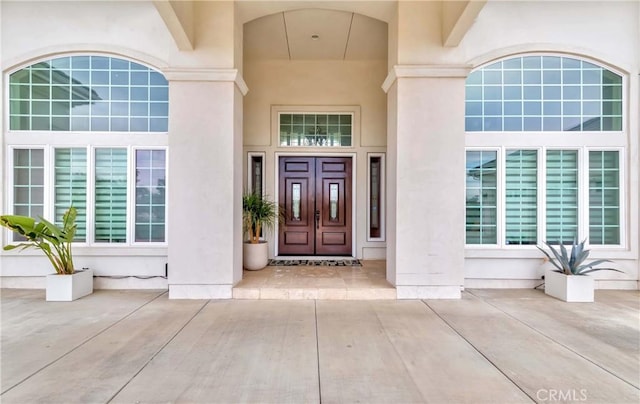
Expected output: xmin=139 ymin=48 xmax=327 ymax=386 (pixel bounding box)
xmin=233 ymin=259 xmax=395 ymax=299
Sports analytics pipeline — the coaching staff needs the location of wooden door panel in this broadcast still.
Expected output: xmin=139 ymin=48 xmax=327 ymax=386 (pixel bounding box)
xmin=284 ymin=232 xmax=309 ymax=245
xmin=320 ymin=161 xmax=346 ymax=172
xmin=279 ymin=157 xmax=315 ymax=255
xmin=279 ymin=156 xmax=352 ymax=256
xmin=315 ymin=157 xmax=352 ymax=255
xmin=321 ymin=232 xmax=346 ymax=245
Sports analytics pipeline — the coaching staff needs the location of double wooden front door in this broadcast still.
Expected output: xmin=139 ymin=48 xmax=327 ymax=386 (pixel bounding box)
xmin=278 ymin=156 xmax=352 ymax=256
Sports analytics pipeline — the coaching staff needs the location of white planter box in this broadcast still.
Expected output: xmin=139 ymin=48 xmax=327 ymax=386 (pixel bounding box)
xmin=544 ymin=269 xmax=594 ymax=302
xmin=46 ymin=269 xmax=94 ymax=302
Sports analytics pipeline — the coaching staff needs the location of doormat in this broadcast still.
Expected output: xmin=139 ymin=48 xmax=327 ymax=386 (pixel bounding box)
xmin=268 ymin=259 xmax=362 ymax=267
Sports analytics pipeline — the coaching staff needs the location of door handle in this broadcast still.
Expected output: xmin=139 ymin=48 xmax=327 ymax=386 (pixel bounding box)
xmin=315 ymin=210 xmax=320 ymax=229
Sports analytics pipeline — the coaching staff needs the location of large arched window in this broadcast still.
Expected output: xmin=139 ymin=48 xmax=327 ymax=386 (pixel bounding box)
xmin=9 ymin=55 xmax=168 ymax=132
xmin=5 ymin=55 xmax=168 ymax=245
xmin=465 ymin=54 xmax=625 ymax=248
xmin=465 ymin=55 xmax=622 ymax=132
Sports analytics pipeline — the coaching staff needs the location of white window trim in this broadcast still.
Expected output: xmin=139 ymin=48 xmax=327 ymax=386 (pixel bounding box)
xmin=367 ymin=152 xmax=386 ymax=242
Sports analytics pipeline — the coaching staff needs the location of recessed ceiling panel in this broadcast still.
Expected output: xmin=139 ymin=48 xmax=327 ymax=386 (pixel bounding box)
xmin=284 ymin=9 xmax=353 ymax=60
xmin=243 ymin=8 xmax=387 ymax=61
xmin=244 ymin=12 xmax=290 ymax=60
xmin=344 ymin=13 xmax=387 ymax=60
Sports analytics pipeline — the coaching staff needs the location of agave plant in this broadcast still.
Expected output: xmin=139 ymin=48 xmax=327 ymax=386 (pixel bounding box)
xmin=537 ymin=239 xmax=623 ymax=276
xmin=0 ymin=207 xmax=77 ymax=274
xmin=242 ymin=192 xmax=282 ymax=244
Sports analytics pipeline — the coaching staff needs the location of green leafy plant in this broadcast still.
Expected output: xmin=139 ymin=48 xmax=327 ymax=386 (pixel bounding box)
xmin=242 ymin=192 xmax=282 ymax=244
xmin=537 ymin=239 xmax=623 ymax=276
xmin=0 ymin=207 xmax=77 ymax=274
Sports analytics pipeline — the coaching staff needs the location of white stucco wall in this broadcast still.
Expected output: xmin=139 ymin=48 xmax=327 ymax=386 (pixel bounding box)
xmin=0 ymin=1 xmax=173 ymax=70
xmin=0 ymin=1 xmax=175 ymax=287
xmin=384 ymin=0 xmax=639 ymax=292
xmin=392 ymin=75 xmax=467 ymax=298
xmin=393 ymin=1 xmax=639 ymax=72
xmin=456 ymin=0 xmax=640 ymax=289
xmin=0 ymin=1 xmax=245 ymax=294
xmin=1 ymin=0 xmax=638 ymax=294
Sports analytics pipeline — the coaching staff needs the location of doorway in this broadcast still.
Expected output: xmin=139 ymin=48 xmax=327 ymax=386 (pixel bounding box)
xmin=278 ymin=156 xmax=352 ymax=256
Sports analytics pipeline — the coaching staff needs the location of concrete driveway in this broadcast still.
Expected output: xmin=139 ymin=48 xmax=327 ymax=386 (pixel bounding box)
xmin=1 ymin=289 xmax=638 ymax=403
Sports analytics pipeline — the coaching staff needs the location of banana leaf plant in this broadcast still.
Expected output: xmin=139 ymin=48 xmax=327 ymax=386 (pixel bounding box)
xmin=242 ymin=192 xmax=282 ymax=244
xmin=0 ymin=207 xmax=77 ymax=274
xmin=537 ymin=239 xmax=623 ymax=276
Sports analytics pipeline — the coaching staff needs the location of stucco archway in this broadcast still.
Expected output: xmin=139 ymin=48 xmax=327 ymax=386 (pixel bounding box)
xmin=240 ymin=7 xmax=390 ymax=278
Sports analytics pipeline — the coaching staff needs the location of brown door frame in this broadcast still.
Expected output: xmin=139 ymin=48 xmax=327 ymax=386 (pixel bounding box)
xmin=275 ymin=153 xmax=355 ymax=257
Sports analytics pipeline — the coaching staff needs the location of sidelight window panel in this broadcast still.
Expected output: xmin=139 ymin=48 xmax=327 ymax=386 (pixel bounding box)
xmin=368 ymin=154 xmax=385 ymax=241
xmin=248 ymin=153 xmax=265 ymax=197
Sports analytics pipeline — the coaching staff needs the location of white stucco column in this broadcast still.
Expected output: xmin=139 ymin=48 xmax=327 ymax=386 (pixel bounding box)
xmin=384 ymin=65 xmax=470 ymax=299
xmin=165 ymin=69 xmax=247 ymax=299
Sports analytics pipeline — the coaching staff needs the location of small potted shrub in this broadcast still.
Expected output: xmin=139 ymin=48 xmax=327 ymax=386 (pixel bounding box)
xmin=537 ymin=239 xmax=622 ymax=302
xmin=242 ymin=192 xmax=282 ymax=270
xmin=0 ymin=207 xmax=93 ymax=301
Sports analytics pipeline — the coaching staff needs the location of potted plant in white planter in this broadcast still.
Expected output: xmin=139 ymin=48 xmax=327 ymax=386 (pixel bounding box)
xmin=242 ymin=192 xmax=281 ymax=271
xmin=537 ymin=239 xmax=622 ymax=302
xmin=0 ymin=207 xmax=93 ymax=301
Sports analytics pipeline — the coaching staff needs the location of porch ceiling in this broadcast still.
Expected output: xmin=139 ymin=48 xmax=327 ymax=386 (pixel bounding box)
xmin=243 ymin=8 xmax=387 ymax=61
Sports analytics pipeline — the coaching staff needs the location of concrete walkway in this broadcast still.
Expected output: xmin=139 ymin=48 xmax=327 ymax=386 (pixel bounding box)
xmin=1 ymin=289 xmax=638 ymax=403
